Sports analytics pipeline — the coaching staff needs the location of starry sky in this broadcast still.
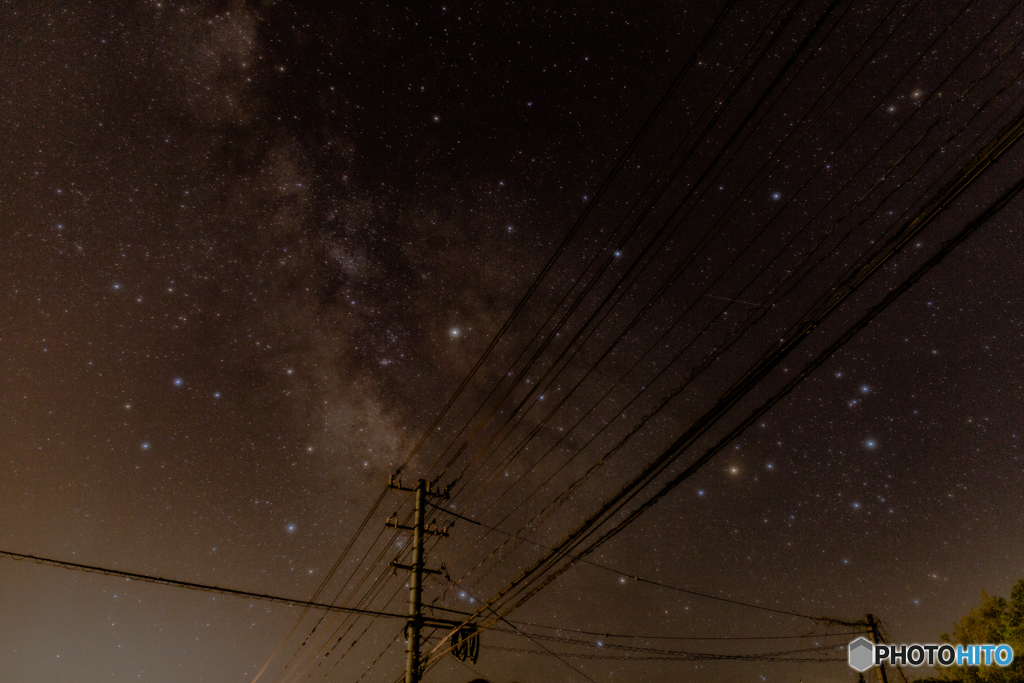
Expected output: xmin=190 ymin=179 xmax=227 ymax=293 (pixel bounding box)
xmin=2 ymin=1 xmax=1023 ymax=682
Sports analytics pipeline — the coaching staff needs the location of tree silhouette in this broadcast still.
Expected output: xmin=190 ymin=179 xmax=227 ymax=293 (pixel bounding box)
xmin=932 ymin=579 xmax=1024 ymax=683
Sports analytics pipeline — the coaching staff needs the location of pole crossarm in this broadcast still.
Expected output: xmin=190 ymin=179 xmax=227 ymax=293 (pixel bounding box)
xmin=387 ymin=475 xmax=450 ymax=499
xmin=390 ymin=561 xmax=445 ymax=576
xmin=386 ymin=517 xmax=450 ymax=537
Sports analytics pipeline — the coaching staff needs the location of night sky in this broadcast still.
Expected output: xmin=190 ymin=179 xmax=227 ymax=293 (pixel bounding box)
xmin=2 ymin=1 xmax=1023 ymax=682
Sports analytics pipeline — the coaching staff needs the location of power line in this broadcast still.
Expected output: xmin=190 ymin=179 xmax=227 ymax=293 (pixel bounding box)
xmin=442 ymin=0 xmax=856 ymax=517
xmin=421 ymin=0 xmax=1007 ymax=651
xmin=493 ymin=634 xmax=854 ymax=659
xmin=501 ymin=121 xmax=1024 ymax=623
xmin=437 ymin=0 xmax=998 ymax=590
xmin=0 ymin=549 xmax=409 ymax=621
xmin=431 ymin=0 xmax=861 ymax=602
xmin=505 ymin=627 xmax=869 ymax=643
xmin=484 ymin=643 xmax=848 ymax=663
xmin=429 ymin=0 xmax=890 ymax=611
xmin=402 ymin=0 xmax=744 ymax=483
xmin=422 ymin=93 xmax=1024 ymax=671
xmin=427 ymin=500 xmax=862 ymax=626
xmin=414 ymin=0 xmax=813 ymax=513
xmin=355 ymin=629 xmax=404 ymax=683
xmin=435 ymin=0 xmax=821 ymax=494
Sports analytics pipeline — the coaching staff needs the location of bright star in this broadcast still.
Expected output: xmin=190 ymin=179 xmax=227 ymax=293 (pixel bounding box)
xmin=173 ymin=377 xmax=183 ymax=387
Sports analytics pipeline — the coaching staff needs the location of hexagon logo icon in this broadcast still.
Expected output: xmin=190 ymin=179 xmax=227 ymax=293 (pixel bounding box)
xmin=849 ymin=637 xmax=875 ymax=672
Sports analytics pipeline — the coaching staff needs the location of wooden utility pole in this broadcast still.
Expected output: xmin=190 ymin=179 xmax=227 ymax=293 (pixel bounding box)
xmin=387 ymin=477 xmax=449 ymax=683
xmin=866 ymin=614 xmax=890 ymax=683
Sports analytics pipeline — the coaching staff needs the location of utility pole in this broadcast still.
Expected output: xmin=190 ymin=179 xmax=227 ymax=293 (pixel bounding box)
xmin=387 ymin=477 xmax=449 ymax=683
xmin=866 ymin=614 xmax=890 ymax=683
